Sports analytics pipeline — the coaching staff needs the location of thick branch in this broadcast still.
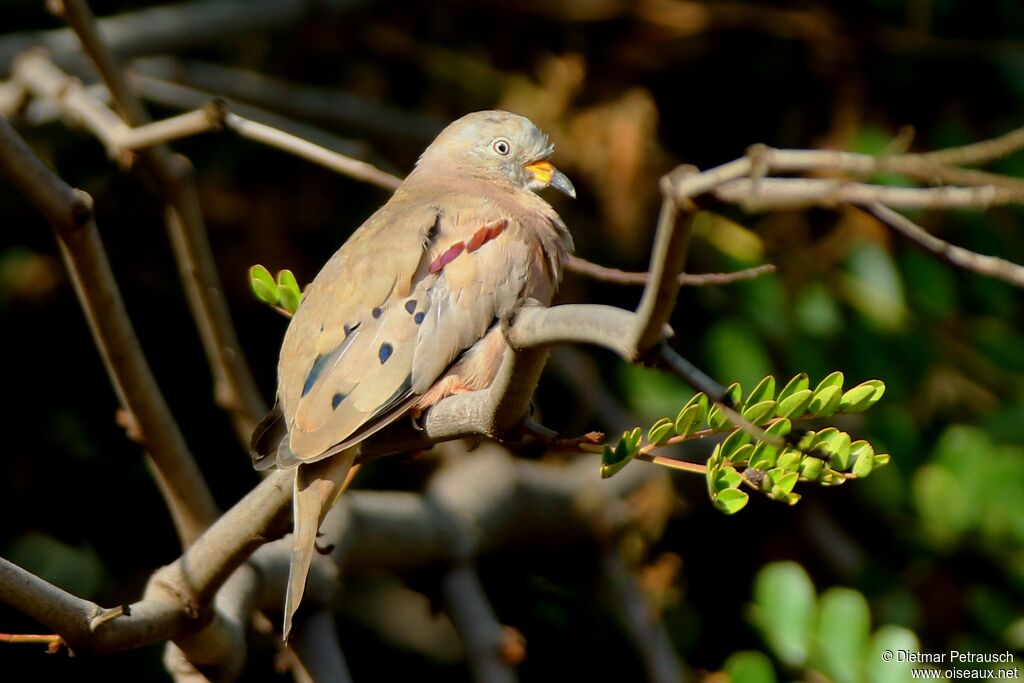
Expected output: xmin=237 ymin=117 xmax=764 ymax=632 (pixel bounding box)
xmin=632 ymin=172 xmax=696 ymax=355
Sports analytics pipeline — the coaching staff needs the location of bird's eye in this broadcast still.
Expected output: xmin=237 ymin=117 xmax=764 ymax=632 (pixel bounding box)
xmin=492 ymin=139 xmax=511 ymax=156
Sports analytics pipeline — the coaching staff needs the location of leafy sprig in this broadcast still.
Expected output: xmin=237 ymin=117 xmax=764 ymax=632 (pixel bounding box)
xmin=600 ymin=372 xmax=888 ymax=514
xmin=249 ymin=264 xmax=302 ymax=316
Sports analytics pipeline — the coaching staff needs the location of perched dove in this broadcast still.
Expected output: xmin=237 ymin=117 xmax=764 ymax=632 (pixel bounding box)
xmin=251 ymin=110 xmax=575 ymax=639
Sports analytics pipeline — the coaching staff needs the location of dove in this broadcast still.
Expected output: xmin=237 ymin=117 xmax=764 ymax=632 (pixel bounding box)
xmin=250 ymin=110 xmax=576 ymax=639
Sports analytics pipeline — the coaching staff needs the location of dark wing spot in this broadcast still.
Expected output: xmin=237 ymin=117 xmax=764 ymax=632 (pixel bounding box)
xmin=405 ymin=300 xmax=417 ymax=314
xmin=379 ymin=342 xmax=393 ymax=364
xmin=343 ymin=323 xmax=354 ymax=336
xmin=414 ymin=312 xmax=425 ymax=325
xmin=332 ymin=392 xmax=345 ymax=410
xmin=302 ymin=354 xmax=332 ymax=397
xmin=372 ymin=306 xmax=383 ymax=319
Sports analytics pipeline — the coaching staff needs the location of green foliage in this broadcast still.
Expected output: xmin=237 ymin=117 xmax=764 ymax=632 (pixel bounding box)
xmin=738 ymin=561 xmax=924 ymax=682
xmin=249 ymin=264 xmax=303 ymax=315
xmin=723 ymin=651 xmax=778 ymax=683
xmin=913 ymin=425 xmax=1024 ymax=563
xmin=599 ymin=372 xmax=888 ymax=514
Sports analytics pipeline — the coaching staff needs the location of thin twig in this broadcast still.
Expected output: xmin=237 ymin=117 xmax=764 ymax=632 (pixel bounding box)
xmin=0 ymin=115 xmax=218 ymax=547
xmin=747 ymin=144 xmax=1024 ymax=191
xmin=862 ymin=203 xmax=1024 ymax=287
xmin=128 ymin=71 xmax=372 ymax=158
xmin=713 ymin=177 xmax=1024 ymax=210
xmin=918 ymin=124 xmax=1024 ymax=167
xmin=132 ymin=56 xmax=444 ymax=143
xmin=566 ymin=254 xmax=776 ymax=286
xmin=223 ymin=113 xmax=401 ymax=190
xmin=56 ymin=0 xmax=267 ymax=443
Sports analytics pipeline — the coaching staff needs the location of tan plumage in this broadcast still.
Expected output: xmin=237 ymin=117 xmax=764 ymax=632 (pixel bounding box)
xmin=250 ymin=110 xmax=575 ymax=639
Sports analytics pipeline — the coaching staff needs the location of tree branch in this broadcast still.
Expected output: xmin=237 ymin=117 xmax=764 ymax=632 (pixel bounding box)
xmin=631 ymin=170 xmax=696 ymax=356
xmin=0 ymin=114 xmax=218 ymax=547
xmin=53 ymin=0 xmax=268 ymax=443
xmin=862 ymin=203 xmax=1024 ymax=287
xmin=565 ymin=255 xmax=776 ymax=287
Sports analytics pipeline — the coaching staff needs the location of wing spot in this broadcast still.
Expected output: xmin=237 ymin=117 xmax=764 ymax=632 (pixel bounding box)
xmin=331 ymin=392 xmax=345 ymax=410
xmin=343 ymin=323 xmax=354 ymax=336
xmin=371 ymin=306 xmax=383 ymax=319
xmin=414 ymin=312 xmax=425 ymax=325
xmin=405 ymin=300 xmax=417 ymax=314
xmin=379 ymin=342 xmax=393 ymax=364
xmin=302 ymin=354 xmax=331 ymax=397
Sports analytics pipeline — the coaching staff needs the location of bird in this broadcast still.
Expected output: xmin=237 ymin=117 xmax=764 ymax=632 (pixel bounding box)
xmin=250 ymin=110 xmax=576 ymax=640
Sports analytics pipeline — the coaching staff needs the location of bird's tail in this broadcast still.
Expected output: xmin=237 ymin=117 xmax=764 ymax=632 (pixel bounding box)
xmin=283 ymin=448 xmax=357 ymax=641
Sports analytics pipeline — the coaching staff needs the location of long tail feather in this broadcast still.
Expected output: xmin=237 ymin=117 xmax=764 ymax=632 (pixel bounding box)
xmin=283 ymin=448 xmax=357 ymax=641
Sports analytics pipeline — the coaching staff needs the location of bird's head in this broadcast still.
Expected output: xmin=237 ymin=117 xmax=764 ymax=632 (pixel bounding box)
xmin=417 ymin=110 xmax=576 ymax=199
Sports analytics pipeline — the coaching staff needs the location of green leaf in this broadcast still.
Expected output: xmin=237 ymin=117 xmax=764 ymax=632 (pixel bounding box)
xmin=730 ymin=443 xmax=755 ymax=467
xmin=749 ymin=442 xmax=777 ymax=470
xmin=277 ymin=283 xmax=301 ymax=314
xmin=850 ymin=440 xmax=875 ymax=478
xmin=838 ymin=379 xmax=886 ymax=413
xmin=723 ymin=651 xmax=778 ymax=683
xmin=249 ymin=264 xmax=279 ymax=305
xmin=777 ymin=372 xmax=809 ymax=404
xmin=814 ymin=371 xmax=845 ymax=394
xmin=777 ymin=450 xmax=801 ymax=473
xmin=674 ymin=393 xmax=708 ymax=436
xmin=647 ymin=417 xmax=675 ymax=445
xmin=625 ymin=427 xmax=643 ymax=451
xmin=774 ymin=471 xmax=799 ymax=495
xmin=751 ymin=562 xmax=815 ymax=667
xmin=276 ymin=268 xmax=300 ymax=295
xmin=600 ymin=441 xmax=635 ymax=479
xmin=867 ymin=625 xmax=921 ymax=683
xmin=715 ymin=487 xmax=749 ymax=514
xmin=823 ymin=431 xmax=852 ymax=470
xmin=814 ymin=587 xmax=870 ymax=683
xmin=799 ymin=456 xmax=824 ymax=481
xmin=717 ymin=465 xmax=743 ymax=490
xmin=809 ymin=385 xmax=842 ymax=417
xmin=874 ymin=453 xmax=891 ymax=466
xmin=777 ymin=389 xmax=814 ymax=419
xmin=743 ymin=399 xmax=777 ymax=425
xmin=765 ymin=418 xmax=792 ymax=438
xmin=708 ymin=383 xmax=742 ymax=430
xmin=721 ymin=429 xmax=752 ymax=461
xmin=748 ymin=375 xmax=776 ymax=405
xmin=673 ymin=404 xmax=701 ymax=437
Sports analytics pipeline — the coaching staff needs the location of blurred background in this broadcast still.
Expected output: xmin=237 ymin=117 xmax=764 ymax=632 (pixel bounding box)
xmin=1 ymin=0 xmax=1023 ymax=680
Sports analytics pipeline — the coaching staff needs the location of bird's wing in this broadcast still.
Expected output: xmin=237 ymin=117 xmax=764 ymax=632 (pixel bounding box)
xmin=275 ymin=192 xmax=537 ymax=463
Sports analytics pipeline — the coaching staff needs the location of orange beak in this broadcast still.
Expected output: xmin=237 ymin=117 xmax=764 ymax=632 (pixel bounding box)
xmin=525 ymin=160 xmax=576 ymax=198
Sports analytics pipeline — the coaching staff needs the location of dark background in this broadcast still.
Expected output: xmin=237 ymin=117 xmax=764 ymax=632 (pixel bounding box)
xmin=1 ymin=0 xmax=1022 ymax=680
